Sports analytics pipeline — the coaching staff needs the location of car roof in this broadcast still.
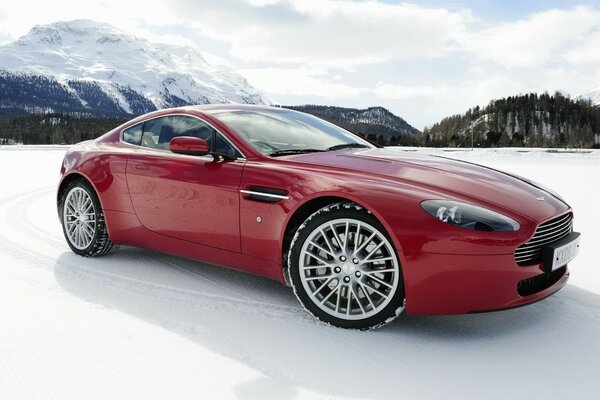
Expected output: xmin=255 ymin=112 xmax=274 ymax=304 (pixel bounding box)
xmin=181 ymin=104 xmax=287 ymax=115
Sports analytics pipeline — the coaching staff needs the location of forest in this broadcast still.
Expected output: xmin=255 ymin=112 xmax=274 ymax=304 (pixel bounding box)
xmin=419 ymin=92 xmax=599 ymax=148
xmin=1 ymin=92 xmax=599 ymax=147
xmin=0 ymin=114 xmax=126 ymax=145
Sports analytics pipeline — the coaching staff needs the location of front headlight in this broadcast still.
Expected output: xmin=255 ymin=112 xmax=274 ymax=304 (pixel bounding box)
xmin=421 ymin=200 xmax=520 ymax=232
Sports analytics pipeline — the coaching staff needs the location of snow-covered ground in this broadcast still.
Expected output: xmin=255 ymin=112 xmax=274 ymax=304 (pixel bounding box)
xmin=0 ymin=146 xmax=598 ymax=400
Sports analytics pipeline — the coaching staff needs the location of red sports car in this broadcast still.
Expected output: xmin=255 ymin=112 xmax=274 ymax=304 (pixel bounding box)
xmin=57 ymin=105 xmax=581 ymax=329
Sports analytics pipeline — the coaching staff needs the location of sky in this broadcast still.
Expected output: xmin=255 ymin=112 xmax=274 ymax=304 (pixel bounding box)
xmin=1 ymin=0 xmax=600 ymax=129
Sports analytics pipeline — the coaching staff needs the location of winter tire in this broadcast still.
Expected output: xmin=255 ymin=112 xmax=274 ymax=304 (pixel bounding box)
xmin=59 ymin=179 xmax=116 ymax=257
xmin=288 ymin=202 xmax=405 ymax=330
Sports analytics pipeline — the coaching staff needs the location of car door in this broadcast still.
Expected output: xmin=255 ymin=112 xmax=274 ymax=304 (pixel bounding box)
xmin=125 ymin=115 xmax=245 ymax=252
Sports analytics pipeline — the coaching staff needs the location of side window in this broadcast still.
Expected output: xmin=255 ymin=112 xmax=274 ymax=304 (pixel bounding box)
xmin=215 ymin=135 xmax=242 ymax=158
xmin=140 ymin=117 xmax=165 ymax=149
xmin=141 ymin=116 xmax=214 ymax=150
xmin=122 ymin=123 xmax=142 ymax=145
xmin=140 ymin=115 xmax=242 ymax=158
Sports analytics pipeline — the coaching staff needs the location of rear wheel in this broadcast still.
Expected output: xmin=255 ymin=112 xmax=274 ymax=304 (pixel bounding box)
xmin=288 ymin=203 xmax=405 ymax=330
xmin=59 ymin=179 xmax=116 ymax=257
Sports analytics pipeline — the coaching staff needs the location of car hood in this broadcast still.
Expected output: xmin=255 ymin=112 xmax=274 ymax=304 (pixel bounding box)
xmin=286 ymin=148 xmax=569 ymax=221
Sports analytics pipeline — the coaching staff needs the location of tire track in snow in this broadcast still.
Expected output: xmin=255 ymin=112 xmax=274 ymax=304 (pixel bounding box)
xmin=4 ymin=187 xmax=600 ymax=328
xmin=12 ymin=187 xmax=66 ymax=249
xmin=0 ymin=187 xmax=315 ymax=323
xmin=12 ymin=186 xmax=268 ymax=303
xmin=10 ymin=186 xmax=294 ymax=306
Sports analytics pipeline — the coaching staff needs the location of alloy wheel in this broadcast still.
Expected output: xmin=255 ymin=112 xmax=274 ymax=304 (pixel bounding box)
xmin=298 ymin=218 xmax=400 ymax=320
xmin=63 ymin=187 xmax=97 ymax=250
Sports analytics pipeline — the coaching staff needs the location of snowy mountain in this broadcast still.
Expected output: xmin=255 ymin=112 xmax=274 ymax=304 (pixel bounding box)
xmin=286 ymin=105 xmax=419 ymax=141
xmin=0 ymin=20 xmax=268 ymax=117
xmin=581 ymin=87 xmax=600 ymax=106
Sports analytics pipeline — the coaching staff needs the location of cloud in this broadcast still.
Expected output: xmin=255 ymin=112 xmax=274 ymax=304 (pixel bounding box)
xmin=167 ymin=1 xmax=600 ymax=72
xmin=464 ymin=6 xmax=600 ymax=68
xmin=170 ymin=0 xmax=472 ymax=67
xmin=374 ymin=65 xmax=600 ymax=129
xmin=239 ymin=66 xmax=369 ymax=100
xmin=370 ymin=75 xmax=526 ymax=128
xmin=1 ymin=0 xmax=600 ymax=127
xmin=0 ymin=9 xmax=13 ymax=45
xmin=373 ymin=84 xmax=451 ymax=101
xmin=0 ymin=0 xmax=179 ymax=42
xmin=564 ymin=31 xmax=600 ymax=65
xmin=0 ymin=31 xmax=13 ymax=46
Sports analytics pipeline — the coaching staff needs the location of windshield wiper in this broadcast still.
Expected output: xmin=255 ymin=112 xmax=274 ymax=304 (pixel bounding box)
xmin=270 ymin=149 xmax=324 ymax=157
xmin=270 ymin=143 xmax=368 ymax=157
xmin=326 ymin=143 xmax=370 ymax=151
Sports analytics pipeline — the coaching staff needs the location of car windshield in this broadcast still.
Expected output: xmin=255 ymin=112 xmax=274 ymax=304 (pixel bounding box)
xmin=213 ymin=109 xmax=373 ymax=156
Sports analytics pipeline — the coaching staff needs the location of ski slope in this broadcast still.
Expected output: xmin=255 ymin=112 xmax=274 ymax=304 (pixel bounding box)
xmin=0 ymin=146 xmax=598 ymax=399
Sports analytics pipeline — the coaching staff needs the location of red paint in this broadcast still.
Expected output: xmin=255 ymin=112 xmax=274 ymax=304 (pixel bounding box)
xmin=57 ymin=105 xmax=574 ymax=315
xmin=169 ymin=136 xmax=209 ymax=155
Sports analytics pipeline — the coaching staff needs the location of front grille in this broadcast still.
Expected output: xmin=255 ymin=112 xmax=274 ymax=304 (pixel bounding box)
xmin=514 ymin=213 xmax=573 ymax=265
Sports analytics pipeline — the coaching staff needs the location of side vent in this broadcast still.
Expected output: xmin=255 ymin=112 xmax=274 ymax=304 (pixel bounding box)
xmin=240 ymin=186 xmax=289 ymax=203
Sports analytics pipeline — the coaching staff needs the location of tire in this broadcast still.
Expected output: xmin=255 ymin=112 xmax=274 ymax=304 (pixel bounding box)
xmin=288 ymin=202 xmax=405 ymax=330
xmin=59 ymin=179 xmax=117 ymax=257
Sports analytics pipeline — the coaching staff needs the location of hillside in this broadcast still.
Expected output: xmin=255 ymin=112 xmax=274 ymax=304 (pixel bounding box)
xmin=0 ymin=20 xmax=267 ymax=118
xmin=286 ymin=105 xmax=419 ymax=145
xmin=421 ymin=92 xmax=600 ymax=148
xmin=582 ymin=86 xmax=600 ymax=106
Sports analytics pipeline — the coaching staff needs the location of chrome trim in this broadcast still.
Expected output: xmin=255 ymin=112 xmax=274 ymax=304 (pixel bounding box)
xmin=118 ymin=112 xmax=246 ymax=159
xmin=514 ymin=212 xmax=573 ymax=265
xmin=239 ymin=189 xmax=289 ymax=200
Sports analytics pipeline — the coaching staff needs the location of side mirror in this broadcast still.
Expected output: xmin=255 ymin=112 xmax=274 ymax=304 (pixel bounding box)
xmin=169 ymin=136 xmax=209 ymax=156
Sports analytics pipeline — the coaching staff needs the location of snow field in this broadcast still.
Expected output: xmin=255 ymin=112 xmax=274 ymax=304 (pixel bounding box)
xmin=0 ymin=147 xmax=599 ymax=399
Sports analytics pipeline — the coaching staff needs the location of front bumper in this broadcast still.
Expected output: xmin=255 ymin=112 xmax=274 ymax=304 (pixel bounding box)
xmin=401 ymin=251 xmax=569 ymax=315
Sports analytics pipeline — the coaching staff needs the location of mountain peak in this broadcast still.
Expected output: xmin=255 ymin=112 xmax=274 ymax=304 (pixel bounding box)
xmin=286 ymin=104 xmax=419 ymax=140
xmin=37 ymin=19 xmax=111 ymax=32
xmin=581 ymin=86 xmax=600 ymax=106
xmin=23 ymin=20 xmax=124 ymax=45
xmin=1 ymin=20 xmax=268 ymax=117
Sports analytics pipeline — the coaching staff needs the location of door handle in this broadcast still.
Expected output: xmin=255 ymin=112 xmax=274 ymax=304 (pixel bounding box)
xmin=134 ymin=163 xmax=150 ymax=170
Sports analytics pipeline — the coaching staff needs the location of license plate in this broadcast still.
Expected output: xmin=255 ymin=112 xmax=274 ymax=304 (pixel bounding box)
xmin=550 ymin=235 xmax=581 ymax=270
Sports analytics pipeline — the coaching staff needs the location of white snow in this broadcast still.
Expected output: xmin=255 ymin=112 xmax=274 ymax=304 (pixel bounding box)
xmin=0 ymin=146 xmax=599 ymax=399
xmin=0 ymin=20 xmax=268 ymax=109
xmin=581 ymin=86 xmax=600 ymax=105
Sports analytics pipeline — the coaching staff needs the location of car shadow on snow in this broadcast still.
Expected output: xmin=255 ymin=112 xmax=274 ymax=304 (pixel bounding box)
xmin=54 ymin=248 xmax=600 ymax=400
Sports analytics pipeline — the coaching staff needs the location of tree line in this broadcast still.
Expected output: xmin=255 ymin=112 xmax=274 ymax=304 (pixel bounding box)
xmin=419 ymin=92 xmax=600 ymax=148
xmin=0 ymin=114 xmax=126 ymax=145
xmin=2 ymin=92 xmax=599 ymax=147
xmin=0 ymin=109 xmax=418 ymax=146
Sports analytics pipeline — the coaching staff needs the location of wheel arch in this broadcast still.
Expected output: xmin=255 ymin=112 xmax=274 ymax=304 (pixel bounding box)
xmin=58 ymin=172 xmax=92 ymax=204
xmin=57 ymin=172 xmax=107 ymax=227
xmin=281 ymin=193 xmax=404 ymax=286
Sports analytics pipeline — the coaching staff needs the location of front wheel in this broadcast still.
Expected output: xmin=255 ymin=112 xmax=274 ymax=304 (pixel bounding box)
xmin=288 ymin=203 xmax=405 ymax=330
xmin=59 ymin=179 xmax=116 ymax=257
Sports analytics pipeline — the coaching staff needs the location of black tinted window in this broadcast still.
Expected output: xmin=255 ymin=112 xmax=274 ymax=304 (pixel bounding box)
xmin=122 ymin=123 xmax=142 ymax=145
xmin=140 ymin=115 xmax=241 ymax=158
xmin=141 ymin=116 xmax=214 ymax=150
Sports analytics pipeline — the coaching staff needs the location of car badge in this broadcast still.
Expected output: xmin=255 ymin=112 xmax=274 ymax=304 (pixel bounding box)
xmin=536 ymin=196 xmax=545 ymax=201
